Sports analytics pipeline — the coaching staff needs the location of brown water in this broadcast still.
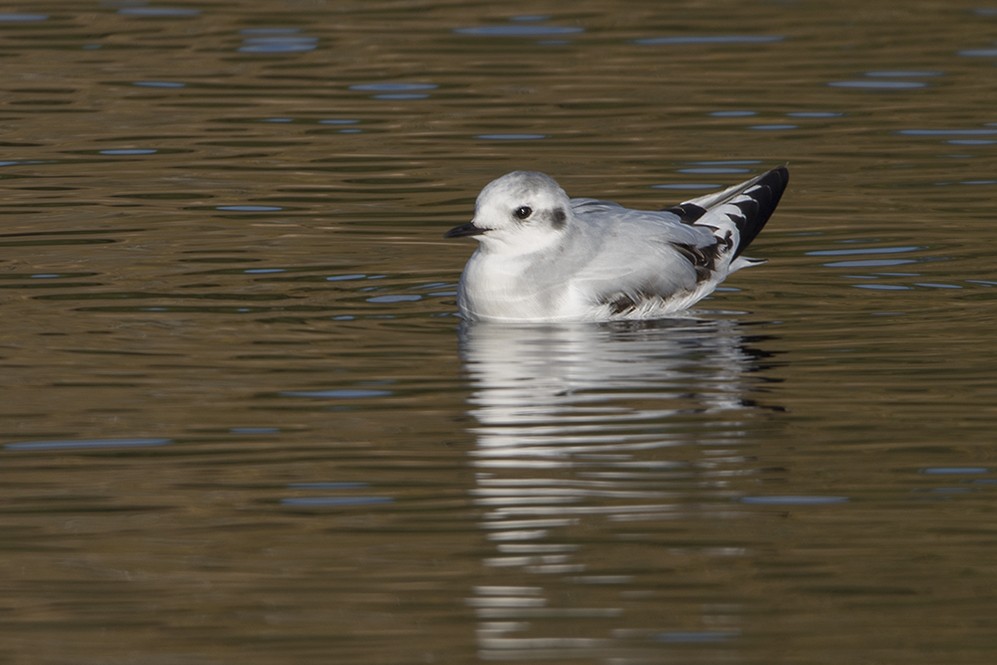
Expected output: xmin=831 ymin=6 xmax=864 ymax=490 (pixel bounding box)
xmin=2 ymin=1 xmax=996 ymax=663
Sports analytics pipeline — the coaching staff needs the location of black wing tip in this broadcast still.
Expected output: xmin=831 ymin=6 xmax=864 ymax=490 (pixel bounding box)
xmin=732 ymin=165 xmax=790 ymax=257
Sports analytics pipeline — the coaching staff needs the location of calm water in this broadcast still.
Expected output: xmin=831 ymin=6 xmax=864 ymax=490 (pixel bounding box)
xmin=2 ymin=1 xmax=996 ymax=663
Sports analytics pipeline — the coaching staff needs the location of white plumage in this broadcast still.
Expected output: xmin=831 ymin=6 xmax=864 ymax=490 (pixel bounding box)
xmin=446 ymin=166 xmax=789 ymax=322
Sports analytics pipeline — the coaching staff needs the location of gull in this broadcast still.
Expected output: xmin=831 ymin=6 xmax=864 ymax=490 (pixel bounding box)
xmin=445 ymin=166 xmax=788 ymax=322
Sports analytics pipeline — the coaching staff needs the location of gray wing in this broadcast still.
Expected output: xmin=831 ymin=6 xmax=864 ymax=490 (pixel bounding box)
xmin=562 ymin=199 xmax=721 ymax=311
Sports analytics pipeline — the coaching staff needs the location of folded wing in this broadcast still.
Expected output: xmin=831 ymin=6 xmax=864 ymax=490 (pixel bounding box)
xmin=569 ymin=166 xmax=789 ymax=316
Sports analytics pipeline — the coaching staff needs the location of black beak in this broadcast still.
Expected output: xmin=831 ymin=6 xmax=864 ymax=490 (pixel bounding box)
xmin=444 ymin=221 xmax=487 ymax=238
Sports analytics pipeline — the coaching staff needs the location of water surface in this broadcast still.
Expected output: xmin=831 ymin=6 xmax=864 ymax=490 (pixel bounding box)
xmin=2 ymin=1 xmax=997 ymax=664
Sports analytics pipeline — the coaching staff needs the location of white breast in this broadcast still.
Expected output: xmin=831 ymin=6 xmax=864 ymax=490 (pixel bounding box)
xmin=457 ymin=250 xmax=579 ymax=322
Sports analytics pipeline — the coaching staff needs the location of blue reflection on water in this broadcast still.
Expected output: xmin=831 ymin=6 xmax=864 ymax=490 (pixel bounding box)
xmin=853 ymin=284 xmax=912 ymax=291
xmin=0 ymin=13 xmax=47 ymax=21
xmin=239 ymin=28 xmax=318 ymax=54
xmin=922 ymin=467 xmax=989 ymax=475
xmin=710 ymin=110 xmax=757 ymax=117
xmin=6 ymin=438 xmax=172 ymax=451
xmin=216 ymin=205 xmax=283 ymax=212
xmin=366 ymin=294 xmax=422 ymax=303
xmin=455 ymin=25 xmax=583 ymax=37
xmin=133 ymin=81 xmax=185 ymax=88
xmin=350 ymin=83 xmax=437 ymax=92
xmin=947 ymin=139 xmax=996 ymax=145
xmin=899 ymin=128 xmax=997 ymax=136
xmin=350 ymin=82 xmax=437 ymax=100
xmin=100 ymin=149 xmax=158 ymax=155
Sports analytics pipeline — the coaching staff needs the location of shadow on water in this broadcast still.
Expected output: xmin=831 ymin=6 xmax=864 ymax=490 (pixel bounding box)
xmin=456 ymin=317 xmax=784 ymax=661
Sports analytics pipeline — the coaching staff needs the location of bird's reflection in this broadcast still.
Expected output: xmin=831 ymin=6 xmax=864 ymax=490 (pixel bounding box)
xmin=460 ymin=317 xmax=777 ymax=456
xmin=457 ymin=316 xmax=781 ymax=661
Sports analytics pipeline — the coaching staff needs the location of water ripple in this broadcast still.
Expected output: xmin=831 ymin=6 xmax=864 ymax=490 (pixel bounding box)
xmin=455 ymin=25 xmax=583 ymax=37
xmin=824 ymin=259 xmax=917 ymax=268
xmin=899 ymin=128 xmax=997 ymax=137
xmin=957 ymin=47 xmax=997 ymax=57
xmin=6 ymin=437 xmax=172 ymax=451
xmin=281 ymin=389 xmax=392 ymax=399
xmin=0 ymin=13 xmax=48 ymax=22
xmin=117 ymin=7 xmax=201 ymax=18
xmin=239 ymin=29 xmax=318 ymax=54
xmin=350 ymin=82 xmax=437 ymax=100
xmin=475 ymin=133 xmax=546 ymax=140
xmin=636 ymin=35 xmax=783 ymax=45
xmin=132 ymin=80 xmax=185 ymax=88
xmin=807 ymin=245 xmax=922 ymax=257
xmin=215 ymin=205 xmax=283 ymax=212
xmin=741 ymin=495 xmax=849 ymax=505
xmin=866 ymin=70 xmax=942 ymax=77
xmin=829 ymin=80 xmax=926 ymax=90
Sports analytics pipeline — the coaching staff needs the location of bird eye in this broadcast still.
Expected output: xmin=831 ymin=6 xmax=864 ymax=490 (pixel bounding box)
xmin=513 ymin=206 xmax=533 ymax=220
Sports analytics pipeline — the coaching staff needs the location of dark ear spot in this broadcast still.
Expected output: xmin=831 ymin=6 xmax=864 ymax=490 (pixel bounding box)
xmin=551 ymin=207 xmax=567 ymax=230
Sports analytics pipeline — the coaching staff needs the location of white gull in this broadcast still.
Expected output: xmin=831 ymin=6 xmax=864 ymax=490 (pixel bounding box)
xmin=445 ymin=166 xmax=789 ymax=322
